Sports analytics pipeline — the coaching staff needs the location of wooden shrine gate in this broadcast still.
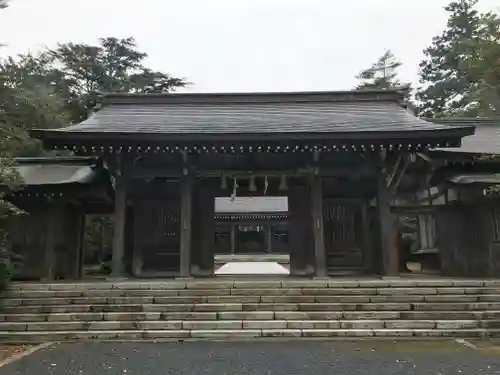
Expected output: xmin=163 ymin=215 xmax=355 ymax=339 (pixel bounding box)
xmin=323 ymin=199 xmax=371 ymax=274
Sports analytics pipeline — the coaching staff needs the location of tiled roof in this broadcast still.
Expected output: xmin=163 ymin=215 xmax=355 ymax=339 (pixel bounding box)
xmin=430 ymin=118 xmax=500 ymax=155
xmin=34 ymin=91 xmax=473 ymax=141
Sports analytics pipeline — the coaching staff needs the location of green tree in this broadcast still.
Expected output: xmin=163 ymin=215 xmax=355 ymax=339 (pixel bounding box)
xmin=48 ymin=37 xmax=189 ymax=123
xmin=356 ymin=50 xmax=411 ymax=94
xmin=458 ymin=13 xmax=500 ymax=115
xmin=0 ymin=0 xmax=25 ymax=290
xmin=0 ymin=53 xmax=69 ymax=156
xmin=416 ymin=0 xmax=500 ymax=117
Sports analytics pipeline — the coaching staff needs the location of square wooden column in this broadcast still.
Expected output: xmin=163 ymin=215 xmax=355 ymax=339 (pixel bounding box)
xmin=42 ymin=206 xmax=61 ymax=280
xmin=310 ymin=175 xmax=327 ymax=277
xmin=191 ymin=179 xmax=215 ymax=276
xmin=230 ymin=224 xmax=237 ymax=254
xmin=111 ymin=176 xmax=127 ymax=277
xmin=179 ymin=176 xmax=193 ymax=278
xmin=288 ymin=183 xmax=313 ymax=276
xmin=376 ymin=170 xmax=398 ymax=276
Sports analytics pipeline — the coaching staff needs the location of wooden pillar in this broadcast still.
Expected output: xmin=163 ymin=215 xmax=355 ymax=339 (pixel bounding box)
xmin=361 ymin=202 xmax=373 ymax=274
xmin=197 ymin=180 xmax=215 ymax=276
xmin=377 ymin=170 xmax=398 ymax=276
xmin=288 ymin=182 xmax=313 ymax=276
xmin=311 ymin=175 xmax=327 ymax=277
xmin=266 ymin=223 xmax=273 ymax=253
xmin=230 ymin=224 xmax=236 ymax=254
xmin=43 ymin=206 xmax=60 ymax=280
xmin=179 ymin=176 xmax=193 ymax=278
xmin=111 ymin=176 xmax=127 ymax=277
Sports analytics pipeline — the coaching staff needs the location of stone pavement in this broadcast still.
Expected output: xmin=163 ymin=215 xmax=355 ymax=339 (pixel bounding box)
xmin=2 ymin=340 xmax=500 ymax=375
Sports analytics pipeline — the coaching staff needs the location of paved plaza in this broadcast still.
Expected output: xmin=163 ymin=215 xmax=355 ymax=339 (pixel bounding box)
xmin=2 ymin=340 xmax=500 ymax=375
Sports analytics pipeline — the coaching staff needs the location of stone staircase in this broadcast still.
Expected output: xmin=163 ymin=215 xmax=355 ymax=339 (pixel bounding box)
xmin=2 ymin=278 xmax=500 ymax=342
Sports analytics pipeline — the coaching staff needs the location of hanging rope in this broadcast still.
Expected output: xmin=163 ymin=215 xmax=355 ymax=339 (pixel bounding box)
xmin=230 ymin=177 xmax=239 ymax=201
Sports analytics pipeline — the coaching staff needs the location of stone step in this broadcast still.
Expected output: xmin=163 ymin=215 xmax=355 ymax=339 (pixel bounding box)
xmin=5 ymin=302 xmax=500 ymax=314
xmin=0 ymin=328 xmax=499 ymax=343
xmin=4 ymin=294 xmax=500 ymax=307
xmin=5 ymin=310 xmax=500 ymax=322
xmin=7 ymin=279 xmax=500 ymax=292
xmin=2 ymin=319 xmax=499 ymax=331
xmin=4 ymin=286 xmax=500 ymax=299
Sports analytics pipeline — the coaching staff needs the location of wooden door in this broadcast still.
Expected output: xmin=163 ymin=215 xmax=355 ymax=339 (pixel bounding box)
xmin=323 ymin=201 xmax=366 ymax=273
xmin=133 ymin=200 xmax=181 ymax=275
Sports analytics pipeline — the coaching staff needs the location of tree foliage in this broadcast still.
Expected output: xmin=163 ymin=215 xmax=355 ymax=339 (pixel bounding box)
xmin=356 ymin=50 xmax=411 ymax=94
xmin=417 ymin=0 xmax=500 ymax=117
xmin=48 ymin=37 xmax=189 ymax=123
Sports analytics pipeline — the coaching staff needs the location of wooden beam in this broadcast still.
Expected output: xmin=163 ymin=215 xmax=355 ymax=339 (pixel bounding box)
xmin=311 ymin=175 xmax=327 ymax=277
xmin=388 ymin=154 xmax=411 ymax=194
xmin=179 ymin=175 xmax=193 ymax=277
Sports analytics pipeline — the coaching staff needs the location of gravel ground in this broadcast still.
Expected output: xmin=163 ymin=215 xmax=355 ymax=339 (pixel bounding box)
xmin=1 ymin=340 xmax=500 ymax=375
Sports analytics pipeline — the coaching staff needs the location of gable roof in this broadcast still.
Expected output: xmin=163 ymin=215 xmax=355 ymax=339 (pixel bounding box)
xmin=429 ymin=118 xmax=500 ymax=155
xmin=33 ymin=90 xmax=473 ymax=143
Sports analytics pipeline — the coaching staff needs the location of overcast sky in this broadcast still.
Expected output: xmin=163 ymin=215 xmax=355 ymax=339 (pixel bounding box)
xmin=1 ymin=0 xmax=499 ymax=93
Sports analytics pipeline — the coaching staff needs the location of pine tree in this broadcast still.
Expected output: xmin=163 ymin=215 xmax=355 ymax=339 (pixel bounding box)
xmin=416 ymin=0 xmax=500 ymax=117
xmin=356 ymin=50 xmax=410 ymax=94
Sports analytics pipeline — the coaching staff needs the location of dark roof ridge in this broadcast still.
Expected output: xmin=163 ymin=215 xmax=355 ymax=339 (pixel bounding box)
xmin=101 ymin=89 xmax=406 ymax=106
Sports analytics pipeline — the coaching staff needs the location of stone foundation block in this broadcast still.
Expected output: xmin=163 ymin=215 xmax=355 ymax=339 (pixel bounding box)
xmin=4 ymin=314 xmax=46 ymax=322
xmin=177 ymin=289 xmax=230 ymax=296
xmin=370 ymin=295 xmax=424 ymax=303
xmin=342 ymin=312 xmax=401 ymax=320
xmin=82 ymin=290 xmax=125 ymax=298
xmin=183 ymin=321 xmax=243 ymax=330
xmin=341 ymin=321 xmax=384 ymax=329
xmin=189 ymin=329 xmax=262 ymax=338
xmin=143 ymin=304 xmax=194 ymax=312
xmin=282 ymin=280 xmax=328 ymax=288
xmin=243 ymin=303 xmax=298 ymax=311
xmin=377 ymin=288 xmax=437 ymax=295
xmin=435 ymin=288 xmax=466 ymax=295
xmin=162 ymin=312 xmax=217 ymax=321
xmin=262 ymin=329 xmax=302 ymax=337
xmin=359 ymin=303 xmax=411 ymax=311
xmin=261 ymin=296 xmax=315 ymax=303
xmin=194 ymin=303 xmax=242 ymax=312
xmin=243 ymin=320 xmax=287 ymax=329
xmin=154 ymin=296 xmax=206 ymax=304
xmin=327 ymin=281 xmax=360 ymax=288
xmin=187 ymin=281 xmax=235 ymax=290
xmin=138 ymin=321 xmax=183 ymax=330
xmin=142 ymin=330 xmax=191 ymax=339
xmin=102 ymin=312 xmax=159 ymax=321
xmin=384 ymin=320 xmax=435 ymax=329
xmin=435 ymin=320 xmax=479 ymax=329
xmin=0 ymin=322 xmax=27 ymax=331
xmin=27 ymin=321 xmax=84 ymax=331
xmin=233 ymin=281 xmax=282 ymax=289
xmin=107 ymin=297 xmax=154 ymax=305
xmin=424 ymin=295 xmax=477 ymax=303
xmin=218 ymin=311 xmax=274 ymax=320
xmin=206 ymin=296 xmax=260 ymax=304
xmin=315 ymin=296 xmax=371 ymax=303
xmin=373 ymin=329 xmax=414 ymax=337
xmin=286 ymin=320 xmax=341 ymax=329
xmin=86 ymin=321 xmax=138 ymax=330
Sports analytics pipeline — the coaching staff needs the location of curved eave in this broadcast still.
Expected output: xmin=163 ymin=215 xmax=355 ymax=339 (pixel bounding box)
xmin=32 ymin=126 xmax=474 ymax=144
